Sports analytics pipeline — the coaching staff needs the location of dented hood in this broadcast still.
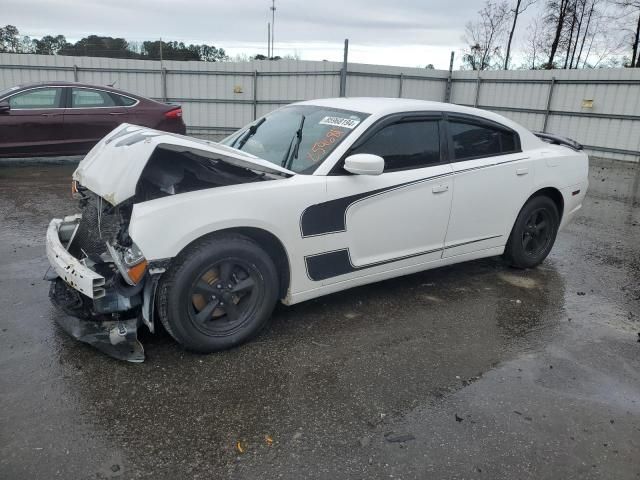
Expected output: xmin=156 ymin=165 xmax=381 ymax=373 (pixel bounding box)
xmin=73 ymin=124 xmax=295 ymax=206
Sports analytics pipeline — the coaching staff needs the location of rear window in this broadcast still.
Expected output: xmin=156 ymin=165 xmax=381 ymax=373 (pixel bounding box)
xmin=449 ymin=120 xmax=518 ymax=161
xmin=71 ymin=88 xmax=116 ymax=108
xmin=110 ymin=93 xmax=137 ymax=106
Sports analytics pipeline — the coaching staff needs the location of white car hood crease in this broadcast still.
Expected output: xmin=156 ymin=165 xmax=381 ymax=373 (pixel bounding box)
xmin=73 ymin=124 xmax=295 ymax=206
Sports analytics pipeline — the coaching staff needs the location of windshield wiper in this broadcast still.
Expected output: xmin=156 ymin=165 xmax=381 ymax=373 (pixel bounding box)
xmin=281 ymin=115 xmax=305 ymax=169
xmin=231 ymin=117 xmax=266 ymax=150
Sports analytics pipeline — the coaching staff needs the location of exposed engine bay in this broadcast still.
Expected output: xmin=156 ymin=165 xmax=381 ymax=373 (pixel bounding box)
xmin=47 ymin=143 xmax=279 ymax=362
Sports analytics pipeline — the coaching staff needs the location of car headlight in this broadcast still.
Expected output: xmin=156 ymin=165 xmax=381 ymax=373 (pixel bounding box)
xmin=107 ymin=242 xmax=148 ymax=286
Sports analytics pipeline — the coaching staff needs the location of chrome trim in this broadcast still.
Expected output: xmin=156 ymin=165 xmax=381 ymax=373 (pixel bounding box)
xmin=1 ymin=85 xmax=140 ymax=110
xmin=67 ymin=86 xmax=140 ymax=109
xmin=2 ymin=85 xmax=65 ymax=110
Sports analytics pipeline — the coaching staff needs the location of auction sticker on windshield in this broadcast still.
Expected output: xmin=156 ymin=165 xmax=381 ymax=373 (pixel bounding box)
xmin=319 ymin=116 xmax=361 ymax=129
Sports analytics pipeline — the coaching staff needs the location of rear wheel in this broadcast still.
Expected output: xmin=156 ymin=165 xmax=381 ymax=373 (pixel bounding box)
xmin=157 ymin=234 xmax=279 ymax=353
xmin=504 ymin=196 xmax=560 ymax=269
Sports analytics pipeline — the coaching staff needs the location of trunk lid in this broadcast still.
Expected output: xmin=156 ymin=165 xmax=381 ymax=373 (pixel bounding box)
xmin=73 ymin=124 xmax=295 ymax=206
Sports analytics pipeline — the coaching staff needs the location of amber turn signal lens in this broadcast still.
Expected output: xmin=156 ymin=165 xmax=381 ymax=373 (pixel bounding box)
xmin=71 ymin=180 xmax=82 ymax=199
xmin=127 ymin=260 xmax=148 ymax=285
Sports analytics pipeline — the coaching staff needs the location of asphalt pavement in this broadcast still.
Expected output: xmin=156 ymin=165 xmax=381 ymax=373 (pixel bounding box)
xmin=0 ymin=157 xmax=638 ymax=479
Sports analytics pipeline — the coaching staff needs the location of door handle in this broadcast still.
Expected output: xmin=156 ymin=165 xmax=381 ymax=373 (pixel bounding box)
xmin=432 ymin=184 xmax=449 ymax=194
xmin=516 ymin=167 xmax=529 ymax=176
xmin=109 ymin=112 xmax=126 ymax=115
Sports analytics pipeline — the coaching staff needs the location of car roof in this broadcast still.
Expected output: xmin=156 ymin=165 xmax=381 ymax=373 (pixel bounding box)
xmin=6 ymin=81 xmax=142 ymax=98
xmin=294 ymin=97 xmax=541 ymax=150
xmin=295 ymin=97 xmax=520 ymax=126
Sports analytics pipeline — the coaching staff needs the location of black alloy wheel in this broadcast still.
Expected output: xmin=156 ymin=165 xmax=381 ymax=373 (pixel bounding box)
xmin=157 ymin=234 xmax=279 ymax=353
xmin=188 ymin=259 xmax=262 ymax=335
xmin=505 ymin=195 xmax=560 ymax=269
xmin=521 ymin=208 xmax=553 ymax=257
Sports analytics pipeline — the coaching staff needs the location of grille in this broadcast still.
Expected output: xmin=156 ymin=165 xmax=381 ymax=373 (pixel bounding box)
xmin=68 ymin=195 xmax=120 ymax=258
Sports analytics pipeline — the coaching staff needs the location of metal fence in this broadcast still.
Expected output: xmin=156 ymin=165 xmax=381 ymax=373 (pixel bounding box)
xmin=1 ymin=52 xmax=639 ymax=161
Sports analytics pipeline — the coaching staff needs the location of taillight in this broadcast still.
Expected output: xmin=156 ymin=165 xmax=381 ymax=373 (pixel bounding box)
xmin=165 ymin=107 xmax=182 ymax=119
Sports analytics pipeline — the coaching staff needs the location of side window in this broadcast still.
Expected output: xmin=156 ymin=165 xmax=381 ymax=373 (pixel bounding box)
xmin=449 ymin=120 xmax=518 ymax=161
xmin=71 ymin=88 xmax=116 ymax=108
xmin=350 ymin=120 xmax=440 ymax=172
xmin=110 ymin=93 xmax=137 ymax=106
xmin=8 ymin=88 xmax=63 ymax=109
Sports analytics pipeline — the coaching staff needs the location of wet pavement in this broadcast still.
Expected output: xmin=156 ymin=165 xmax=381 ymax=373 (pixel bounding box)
xmin=0 ymin=158 xmax=638 ymax=479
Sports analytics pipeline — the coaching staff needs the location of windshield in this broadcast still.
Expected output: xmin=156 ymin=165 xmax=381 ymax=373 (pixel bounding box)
xmin=220 ymin=105 xmax=368 ymax=174
xmin=0 ymin=85 xmax=21 ymax=100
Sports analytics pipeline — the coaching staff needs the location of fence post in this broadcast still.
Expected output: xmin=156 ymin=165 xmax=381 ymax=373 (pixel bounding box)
xmin=73 ymin=65 xmax=78 ymax=82
xmin=253 ymin=70 xmax=258 ymax=120
xmin=474 ymin=74 xmax=481 ymax=108
xmin=444 ymin=51 xmax=454 ymax=103
xmin=339 ymin=38 xmax=349 ymax=97
xmin=542 ymin=77 xmax=556 ymax=133
xmin=161 ymin=67 xmax=168 ymax=102
xmin=398 ymin=73 xmax=404 ymax=98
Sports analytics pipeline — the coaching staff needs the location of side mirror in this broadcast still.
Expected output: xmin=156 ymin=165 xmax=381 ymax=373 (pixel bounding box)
xmin=0 ymin=101 xmax=9 ymax=113
xmin=343 ymin=153 xmax=384 ymax=176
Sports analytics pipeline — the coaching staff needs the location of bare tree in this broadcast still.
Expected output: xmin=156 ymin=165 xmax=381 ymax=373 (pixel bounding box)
xmin=462 ymin=1 xmax=510 ymax=70
xmin=568 ymin=0 xmax=587 ymax=67
xmin=611 ymin=0 xmax=640 ymax=66
xmin=573 ymin=3 xmax=624 ymax=67
xmin=504 ymin=0 xmax=538 ymax=69
xmin=523 ymin=15 xmax=547 ymax=68
xmin=520 ymin=0 xmax=623 ymax=69
xmin=562 ymin=1 xmax=580 ymax=68
xmin=545 ymin=0 xmax=572 ymax=68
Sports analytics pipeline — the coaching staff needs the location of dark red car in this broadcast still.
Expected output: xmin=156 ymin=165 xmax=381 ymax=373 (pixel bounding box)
xmin=0 ymin=82 xmax=186 ymax=157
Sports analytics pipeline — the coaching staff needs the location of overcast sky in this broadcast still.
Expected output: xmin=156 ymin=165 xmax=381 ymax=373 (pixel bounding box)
xmin=4 ymin=0 xmax=539 ymax=68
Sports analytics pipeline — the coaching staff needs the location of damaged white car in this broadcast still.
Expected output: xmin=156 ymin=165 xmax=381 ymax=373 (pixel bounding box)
xmin=46 ymin=98 xmax=589 ymax=361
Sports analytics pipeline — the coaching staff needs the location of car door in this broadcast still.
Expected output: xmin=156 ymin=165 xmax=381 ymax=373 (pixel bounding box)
xmin=63 ymin=87 xmax=130 ymax=152
xmin=306 ymin=114 xmax=453 ymax=283
xmin=0 ymin=87 xmax=65 ymax=157
xmin=442 ymin=114 xmax=534 ymax=258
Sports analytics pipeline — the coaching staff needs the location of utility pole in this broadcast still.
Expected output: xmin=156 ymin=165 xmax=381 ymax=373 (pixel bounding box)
xmin=267 ymin=22 xmax=271 ymax=58
xmin=159 ymin=37 xmax=163 ymax=65
xmin=339 ymin=38 xmax=349 ymax=97
xmin=445 ymin=51 xmax=454 ymax=102
xmin=270 ymin=0 xmax=276 ymax=58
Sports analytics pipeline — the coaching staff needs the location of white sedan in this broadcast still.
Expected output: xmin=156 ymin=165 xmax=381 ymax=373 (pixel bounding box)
xmin=46 ymin=98 xmax=588 ymax=361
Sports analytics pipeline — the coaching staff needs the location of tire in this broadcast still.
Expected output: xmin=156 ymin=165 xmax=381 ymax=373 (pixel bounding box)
xmin=504 ymin=195 xmax=560 ymax=269
xmin=156 ymin=233 xmax=279 ymax=353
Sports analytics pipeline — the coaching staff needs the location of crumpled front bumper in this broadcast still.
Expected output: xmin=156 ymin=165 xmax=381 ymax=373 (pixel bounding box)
xmin=45 ymin=216 xmax=145 ymax=362
xmin=46 ymin=216 xmax=106 ymax=299
xmin=54 ymin=310 xmax=144 ymax=362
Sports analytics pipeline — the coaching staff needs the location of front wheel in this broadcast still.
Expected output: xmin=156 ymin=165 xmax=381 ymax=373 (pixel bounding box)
xmin=157 ymin=234 xmax=279 ymax=353
xmin=504 ymin=195 xmax=560 ymax=269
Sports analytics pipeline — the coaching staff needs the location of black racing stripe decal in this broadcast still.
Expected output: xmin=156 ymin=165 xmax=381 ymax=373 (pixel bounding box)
xmin=300 ymin=157 xmax=526 ymax=238
xmin=305 ymin=234 xmax=503 ymax=281
xmin=444 ymin=234 xmax=503 ymax=249
xmin=300 ymin=190 xmax=386 ymax=238
xmin=305 ymin=249 xmax=354 ymax=280
xmin=300 ymin=172 xmax=452 ymax=238
xmin=305 ymin=247 xmax=442 ymax=281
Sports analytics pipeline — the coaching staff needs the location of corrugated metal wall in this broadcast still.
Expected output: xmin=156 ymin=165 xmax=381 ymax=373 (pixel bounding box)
xmin=1 ymin=53 xmax=639 ymax=161
xmin=453 ymin=69 xmax=640 ymax=161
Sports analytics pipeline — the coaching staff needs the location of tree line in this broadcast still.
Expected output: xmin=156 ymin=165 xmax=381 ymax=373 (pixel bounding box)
xmin=463 ymin=0 xmax=640 ymax=69
xmin=0 ymin=26 xmax=228 ymax=62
